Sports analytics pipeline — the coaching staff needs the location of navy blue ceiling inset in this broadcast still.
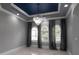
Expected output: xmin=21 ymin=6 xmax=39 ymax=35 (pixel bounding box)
xmin=14 ymin=3 xmax=58 ymax=15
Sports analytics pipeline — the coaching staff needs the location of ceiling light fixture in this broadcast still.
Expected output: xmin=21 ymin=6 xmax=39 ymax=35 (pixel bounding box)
xmin=33 ymin=16 xmax=46 ymax=25
xmin=33 ymin=4 xmax=44 ymax=25
xmin=17 ymin=13 xmax=19 ymax=16
xmin=64 ymin=4 xmax=68 ymax=7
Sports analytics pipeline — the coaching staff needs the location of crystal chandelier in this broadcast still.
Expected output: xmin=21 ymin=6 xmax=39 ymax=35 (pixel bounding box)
xmin=33 ymin=16 xmax=43 ymax=25
xmin=33 ymin=4 xmax=44 ymax=25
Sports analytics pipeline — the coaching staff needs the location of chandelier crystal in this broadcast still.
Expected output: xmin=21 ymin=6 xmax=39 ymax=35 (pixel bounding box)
xmin=33 ymin=16 xmax=44 ymax=25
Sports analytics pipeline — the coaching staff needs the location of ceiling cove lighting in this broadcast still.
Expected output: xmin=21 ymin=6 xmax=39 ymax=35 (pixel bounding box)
xmin=64 ymin=4 xmax=68 ymax=7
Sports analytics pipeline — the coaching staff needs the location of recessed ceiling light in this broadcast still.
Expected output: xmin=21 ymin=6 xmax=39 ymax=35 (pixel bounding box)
xmin=64 ymin=4 xmax=68 ymax=7
xmin=17 ymin=13 xmax=19 ymax=16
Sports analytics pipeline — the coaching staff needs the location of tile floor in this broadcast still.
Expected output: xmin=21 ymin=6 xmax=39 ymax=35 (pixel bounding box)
xmin=6 ymin=45 xmax=68 ymax=55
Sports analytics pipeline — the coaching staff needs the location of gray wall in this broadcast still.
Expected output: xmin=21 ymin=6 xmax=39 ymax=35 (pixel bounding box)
xmin=67 ymin=4 xmax=79 ymax=55
xmin=0 ymin=9 xmax=27 ymax=53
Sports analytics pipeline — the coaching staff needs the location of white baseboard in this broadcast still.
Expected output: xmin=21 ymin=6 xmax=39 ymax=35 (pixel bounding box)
xmin=0 ymin=45 xmax=25 ymax=55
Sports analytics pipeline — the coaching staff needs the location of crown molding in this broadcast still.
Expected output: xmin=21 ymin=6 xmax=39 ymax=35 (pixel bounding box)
xmin=66 ymin=3 xmax=78 ymax=18
xmin=47 ymin=16 xmax=66 ymax=20
xmin=0 ymin=4 xmax=65 ymax=23
xmin=26 ymin=16 xmax=66 ymax=22
xmin=0 ymin=6 xmax=28 ymax=22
